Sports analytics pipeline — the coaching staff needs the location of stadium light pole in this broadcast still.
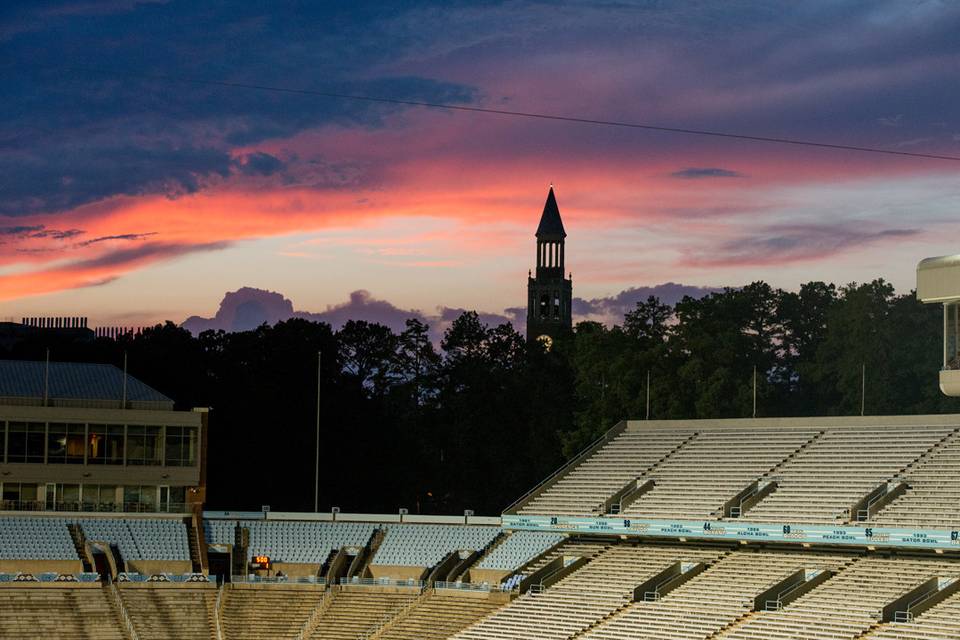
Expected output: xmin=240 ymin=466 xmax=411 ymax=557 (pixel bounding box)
xmin=645 ymin=370 xmax=651 ymax=420
xmin=861 ymin=362 xmax=866 ymax=416
xmin=315 ymin=350 xmax=321 ymax=513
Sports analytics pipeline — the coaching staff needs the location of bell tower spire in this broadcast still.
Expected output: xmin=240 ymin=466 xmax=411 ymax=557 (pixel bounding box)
xmin=527 ymin=185 xmax=573 ymax=343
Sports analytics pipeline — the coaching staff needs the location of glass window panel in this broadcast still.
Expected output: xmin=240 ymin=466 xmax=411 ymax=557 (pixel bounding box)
xmin=65 ymin=424 xmax=85 ymax=464
xmin=25 ymin=423 xmax=45 ymax=464
xmin=165 ymin=426 xmax=182 ymax=466
xmin=126 ymin=426 xmax=145 ymax=465
xmin=169 ymin=486 xmax=186 ymax=511
xmin=106 ymin=426 xmax=124 ymax=465
xmin=81 ymin=485 xmax=97 ymax=508
xmin=61 ymin=484 xmax=80 ymax=508
xmin=21 ymin=484 xmax=37 ymax=502
xmin=143 ymin=427 xmax=161 ymax=465
xmin=140 ymin=486 xmax=157 ymax=508
xmin=99 ymin=485 xmax=118 ymax=510
xmin=6 ymin=423 xmax=26 ymax=463
xmin=184 ymin=427 xmax=197 ymax=466
xmin=47 ymin=423 xmax=66 ymax=463
xmin=123 ymin=485 xmax=140 ymax=510
xmin=2 ymin=483 xmax=19 ymax=502
xmin=87 ymin=425 xmax=106 ymax=464
xmin=0 ymin=421 xmax=4 ymax=463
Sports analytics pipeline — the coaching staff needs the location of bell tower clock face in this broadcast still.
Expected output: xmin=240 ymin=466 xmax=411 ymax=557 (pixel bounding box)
xmin=536 ymin=334 xmax=554 ymax=351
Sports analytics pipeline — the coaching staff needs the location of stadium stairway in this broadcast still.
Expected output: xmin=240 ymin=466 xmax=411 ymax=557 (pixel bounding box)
xmin=119 ymin=583 xmax=217 ymax=640
xmin=307 ymin=586 xmax=421 ymax=640
xmin=221 ymin=582 xmax=327 ymax=640
xmin=371 ymin=589 xmax=510 ymax=640
xmin=0 ymin=584 xmax=127 ymax=640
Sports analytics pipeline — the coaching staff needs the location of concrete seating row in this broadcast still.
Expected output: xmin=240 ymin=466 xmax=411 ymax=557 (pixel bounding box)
xmin=120 ymin=584 xmax=217 ymax=640
xmin=308 ymin=587 xmax=419 ymax=640
xmin=221 ymin=583 xmax=325 ymax=640
xmin=622 ymin=429 xmax=818 ymax=520
xmin=378 ymin=590 xmax=504 ymax=640
xmin=582 ymin=550 xmax=852 ymax=640
xmin=718 ymin=556 xmax=960 ymax=639
xmin=870 ymin=430 xmax=960 ymax=529
xmin=0 ymin=585 xmax=126 ymax=639
xmin=453 ymin=543 xmax=722 ymax=640
xmin=743 ymin=427 xmax=953 ymax=524
xmin=518 ymin=428 xmax=695 ymax=516
xmin=866 ymin=589 xmax=960 ymax=639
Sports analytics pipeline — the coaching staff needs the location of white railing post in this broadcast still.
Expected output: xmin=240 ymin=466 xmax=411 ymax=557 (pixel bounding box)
xmin=109 ymin=579 xmax=140 ymax=640
xmin=214 ymin=584 xmax=225 ymax=640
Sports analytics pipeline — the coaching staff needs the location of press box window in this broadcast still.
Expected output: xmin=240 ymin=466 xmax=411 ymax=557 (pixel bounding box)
xmin=88 ymin=425 xmax=124 ymax=465
xmin=126 ymin=426 xmax=162 ymax=465
xmin=47 ymin=423 xmax=86 ymax=464
xmin=6 ymin=422 xmax=45 ymax=463
xmin=164 ymin=426 xmax=197 ymax=467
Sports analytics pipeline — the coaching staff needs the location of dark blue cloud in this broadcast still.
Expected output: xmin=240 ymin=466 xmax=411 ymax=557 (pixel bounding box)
xmin=0 ymin=2 xmax=479 ymax=215
xmin=233 ymin=152 xmax=285 ymax=177
xmin=3 ymin=0 xmax=960 ymax=218
xmin=671 ymin=167 xmax=744 ymax=179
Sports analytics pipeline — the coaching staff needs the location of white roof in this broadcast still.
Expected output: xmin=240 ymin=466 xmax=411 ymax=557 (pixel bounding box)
xmin=917 ymin=254 xmax=960 ymax=302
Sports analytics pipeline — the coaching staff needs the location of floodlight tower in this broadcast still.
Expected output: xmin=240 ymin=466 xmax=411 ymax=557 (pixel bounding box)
xmin=917 ymin=255 xmax=960 ymax=395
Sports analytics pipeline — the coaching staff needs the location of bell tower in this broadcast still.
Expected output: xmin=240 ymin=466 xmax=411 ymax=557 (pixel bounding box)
xmin=527 ymin=185 xmax=572 ymax=343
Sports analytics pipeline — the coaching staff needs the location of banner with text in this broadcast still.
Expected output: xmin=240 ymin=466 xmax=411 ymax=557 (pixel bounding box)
xmin=502 ymin=514 xmax=960 ymax=550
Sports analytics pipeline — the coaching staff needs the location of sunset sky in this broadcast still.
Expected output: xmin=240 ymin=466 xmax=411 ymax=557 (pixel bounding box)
xmin=2 ymin=1 xmax=960 ymax=329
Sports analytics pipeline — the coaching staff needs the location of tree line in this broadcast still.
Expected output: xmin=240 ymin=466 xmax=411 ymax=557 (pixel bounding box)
xmin=4 ymin=279 xmax=958 ymax=515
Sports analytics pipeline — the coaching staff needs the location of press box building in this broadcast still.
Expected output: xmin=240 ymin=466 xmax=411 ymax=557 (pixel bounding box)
xmin=0 ymin=360 xmax=206 ymax=513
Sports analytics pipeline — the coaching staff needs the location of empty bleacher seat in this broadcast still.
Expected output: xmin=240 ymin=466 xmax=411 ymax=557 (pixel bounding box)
xmin=0 ymin=517 xmax=77 ymax=560
xmin=75 ymin=517 xmax=190 ymax=561
xmin=372 ymin=525 xmax=500 ymax=568
xmin=245 ymin=520 xmax=378 ymax=564
xmin=476 ymin=531 xmax=565 ymax=572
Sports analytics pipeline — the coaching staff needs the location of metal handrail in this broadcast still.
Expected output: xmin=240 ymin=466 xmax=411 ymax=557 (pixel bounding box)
xmin=502 ymin=421 xmax=625 ymax=514
xmin=232 ymin=574 xmax=325 ymax=585
xmin=339 ymin=577 xmax=422 ymax=588
xmin=213 ymin=585 xmax=224 ymax=640
xmin=296 ymin=589 xmax=332 ymax=640
xmin=108 ymin=578 xmax=140 ymax=640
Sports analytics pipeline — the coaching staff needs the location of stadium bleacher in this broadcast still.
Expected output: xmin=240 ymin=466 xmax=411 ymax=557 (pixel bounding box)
xmin=475 ymin=530 xmax=566 ymax=572
xmin=372 ymin=524 xmax=500 ymax=568
xmin=245 ymin=519 xmax=378 ymax=564
xmin=0 ymin=517 xmax=76 ymax=561
xmin=2 ymin=415 xmax=960 ymax=639
xmin=120 ymin=584 xmax=217 ymax=640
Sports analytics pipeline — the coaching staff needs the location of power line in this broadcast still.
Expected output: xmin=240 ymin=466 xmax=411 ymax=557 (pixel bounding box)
xmin=39 ymin=65 xmax=960 ymax=162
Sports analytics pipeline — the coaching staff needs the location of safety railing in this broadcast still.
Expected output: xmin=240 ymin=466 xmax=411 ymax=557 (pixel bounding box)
xmin=502 ymin=421 xmax=627 ymax=514
xmin=0 ymin=500 xmax=188 ymax=513
xmin=231 ymin=574 xmax=325 ymax=585
xmin=433 ymin=581 xmax=502 ymax=592
xmin=339 ymin=577 xmax=423 ymax=589
xmin=213 ymin=585 xmax=225 ymax=640
xmin=108 ymin=577 xmax=140 ymax=640
xmin=296 ymin=590 xmax=332 ymax=640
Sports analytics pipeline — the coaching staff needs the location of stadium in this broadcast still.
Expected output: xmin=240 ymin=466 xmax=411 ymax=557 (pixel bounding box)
xmin=5 ymin=5 xmax=960 ymax=639
xmin=3 ymin=355 xmax=960 ymax=638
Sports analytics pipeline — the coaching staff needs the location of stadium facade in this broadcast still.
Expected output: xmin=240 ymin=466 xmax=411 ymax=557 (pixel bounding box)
xmin=0 ymin=360 xmax=207 ymax=515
